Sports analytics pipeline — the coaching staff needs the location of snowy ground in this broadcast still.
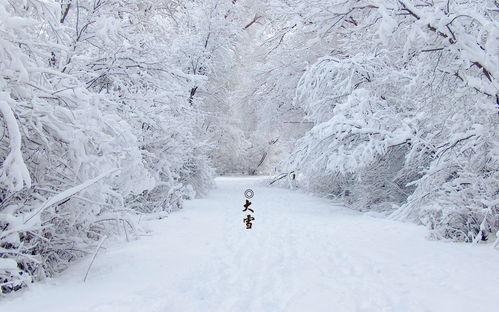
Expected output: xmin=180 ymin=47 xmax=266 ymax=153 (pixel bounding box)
xmin=1 ymin=176 xmax=498 ymax=312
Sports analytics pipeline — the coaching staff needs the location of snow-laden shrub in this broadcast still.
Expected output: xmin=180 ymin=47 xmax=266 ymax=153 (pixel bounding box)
xmin=394 ymin=121 xmax=499 ymax=242
xmin=286 ymin=0 xmax=499 ymax=242
xmin=289 ymin=54 xmax=416 ymax=210
xmin=0 ymin=0 xmax=235 ymax=294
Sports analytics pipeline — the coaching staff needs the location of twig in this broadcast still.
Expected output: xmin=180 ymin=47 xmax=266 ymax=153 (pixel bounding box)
xmin=83 ymin=235 xmax=107 ymax=283
xmin=243 ymin=15 xmax=262 ymax=30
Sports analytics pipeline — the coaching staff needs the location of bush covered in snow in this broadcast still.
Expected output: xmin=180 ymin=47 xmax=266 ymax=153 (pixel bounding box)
xmin=281 ymin=0 xmax=499 ymax=243
xmin=0 ymin=0 xmax=240 ymax=294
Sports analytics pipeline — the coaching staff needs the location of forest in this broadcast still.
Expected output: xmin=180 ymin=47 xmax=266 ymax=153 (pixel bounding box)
xmin=1 ymin=0 xmax=498 ymax=298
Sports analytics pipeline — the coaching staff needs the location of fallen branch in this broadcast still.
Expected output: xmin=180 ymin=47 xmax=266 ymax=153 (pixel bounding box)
xmin=269 ymin=171 xmax=295 ymax=185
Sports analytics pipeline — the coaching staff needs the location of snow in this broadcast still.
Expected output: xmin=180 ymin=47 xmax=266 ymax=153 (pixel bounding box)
xmin=22 ymin=168 xmax=118 ymax=225
xmin=0 ymin=91 xmax=31 ymax=191
xmin=1 ymin=176 xmax=498 ymax=312
xmin=0 ymin=258 xmax=18 ymax=270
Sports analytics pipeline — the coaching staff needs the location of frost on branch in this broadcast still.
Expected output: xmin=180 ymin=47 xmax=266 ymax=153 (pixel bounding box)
xmin=0 ymin=92 xmax=31 ymax=192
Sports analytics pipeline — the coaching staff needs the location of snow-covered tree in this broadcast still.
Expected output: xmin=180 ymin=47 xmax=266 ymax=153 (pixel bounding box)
xmin=0 ymin=0 xmax=238 ymax=294
xmin=282 ymin=0 xmax=498 ymax=242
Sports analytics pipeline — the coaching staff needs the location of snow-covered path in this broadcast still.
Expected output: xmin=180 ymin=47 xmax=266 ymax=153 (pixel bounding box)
xmin=2 ymin=177 xmax=499 ymax=312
